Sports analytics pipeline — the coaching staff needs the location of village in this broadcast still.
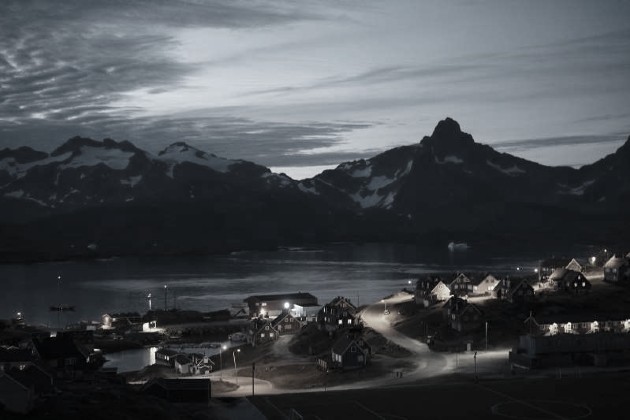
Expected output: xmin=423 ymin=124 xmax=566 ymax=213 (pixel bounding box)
xmin=1 ymin=250 xmax=630 ymax=418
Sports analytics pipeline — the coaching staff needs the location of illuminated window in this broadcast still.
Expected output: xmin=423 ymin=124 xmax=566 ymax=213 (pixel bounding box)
xmin=348 ymin=319 xmax=352 ymax=324
xmin=338 ymin=320 xmax=342 ymax=325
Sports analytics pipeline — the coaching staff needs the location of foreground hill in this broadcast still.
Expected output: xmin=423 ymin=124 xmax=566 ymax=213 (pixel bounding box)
xmin=0 ymin=118 xmax=628 ymax=261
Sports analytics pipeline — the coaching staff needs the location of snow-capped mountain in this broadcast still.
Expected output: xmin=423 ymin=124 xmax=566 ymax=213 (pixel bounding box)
xmin=1 ymin=118 xmax=628 ymax=262
xmin=0 ymin=137 xmax=294 ymax=220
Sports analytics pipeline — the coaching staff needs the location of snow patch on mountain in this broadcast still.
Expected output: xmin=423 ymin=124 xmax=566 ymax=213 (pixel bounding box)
xmin=367 ymin=175 xmax=395 ymax=191
xmin=297 ymin=183 xmax=319 ymax=195
xmin=560 ymin=179 xmax=596 ymax=196
xmin=351 ymin=190 xmax=384 ymax=208
xmin=120 ymin=175 xmax=143 ymax=188
xmin=486 ymin=160 xmax=526 ymax=176
xmin=5 ymin=190 xmax=24 ymax=199
xmin=435 ymin=155 xmax=463 ymax=165
xmin=348 ymin=164 xmax=372 ymax=178
xmin=59 ymin=147 xmax=133 ymax=171
xmin=4 ymin=190 xmax=49 ymax=207
xmin=158 ymin=143 xmax=233 ymax=177
xmin=0 ymin=152 xmax=72 ymax=179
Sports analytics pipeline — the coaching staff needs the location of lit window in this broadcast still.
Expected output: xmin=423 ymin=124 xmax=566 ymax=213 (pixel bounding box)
xmin=338 ymin=320 xmax=342 ymax=325
xmin=348 ymin=319 xmax=352 ymax=324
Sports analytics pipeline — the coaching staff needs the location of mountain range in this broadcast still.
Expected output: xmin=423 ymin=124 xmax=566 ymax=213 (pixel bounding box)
xmin=1 ymin=118 xmax=628 ymax=262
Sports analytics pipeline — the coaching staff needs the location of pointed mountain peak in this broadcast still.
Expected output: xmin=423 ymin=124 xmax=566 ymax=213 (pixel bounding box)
xmin=51 ymin=136 xmax=102 ymax=156
xmin=432 ymin=117 xmax=462 ymax=138
xmin=421 ymin=117 xmax=475 ymax=148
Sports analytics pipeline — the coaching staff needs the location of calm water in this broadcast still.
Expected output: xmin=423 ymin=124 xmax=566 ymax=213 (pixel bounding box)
xmin=0 ymin=243 xmax=541 ymax=327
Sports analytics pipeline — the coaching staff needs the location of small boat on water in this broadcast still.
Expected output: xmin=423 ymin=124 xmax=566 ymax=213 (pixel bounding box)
xmin=448 ymin=241 xmax=470 ymax=252
xmin=49 ymin=304 xmax=75 ymax=312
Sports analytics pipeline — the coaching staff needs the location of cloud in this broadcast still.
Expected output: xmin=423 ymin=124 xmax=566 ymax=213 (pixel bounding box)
xmin=493 ymin=134 xmax=628 ymax=153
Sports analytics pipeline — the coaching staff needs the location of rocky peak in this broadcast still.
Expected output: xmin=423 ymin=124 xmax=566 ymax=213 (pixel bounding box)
xmin=421 ymin=117 xmax=475 ymax=150
xmin=50 ymin=136 xmax=103 ymax=156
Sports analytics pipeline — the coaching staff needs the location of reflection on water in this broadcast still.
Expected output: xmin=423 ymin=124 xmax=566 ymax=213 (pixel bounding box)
xmin=0 ymin=243 xmax=544 ymax=326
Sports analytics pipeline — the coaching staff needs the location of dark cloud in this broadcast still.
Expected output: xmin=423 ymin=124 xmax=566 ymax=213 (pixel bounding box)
xmin=0 ymin=113 xmax=372 ymax=166
xmin=493 ymin=134 xmax=627 ymax=153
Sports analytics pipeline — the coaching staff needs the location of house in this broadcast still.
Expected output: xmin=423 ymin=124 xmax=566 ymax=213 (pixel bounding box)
xmin=527 ymin=314 xmax=630 ymax=336
xmin=142 ymin=378 xmax=211 ymax=403
xmin=415 ymin=277 xmax=451 ymax=307
xmin=471 ymin=274 xmax=500 ymax=296
xmin=449 ymin=273 xmax=475 ymax=297
xmin=494 ymin=279 xmax=535 ymax=303
xmin=248 ymin=318 xmax=279 ymax=347
xmin=244 ymin=292 xmax=319 ymax=318
xmin=317 ymin=296 xmax=358 ymax=332
xmin=32 ymin=334 xmax=94 ymax=374
xmin=101 ymin=312 xmax=142 ymax=330
xmin=538 ymin=257 xmax=582 ymax=282
xmin=271 ymin=311 xmax=303 ymax=335
xmin=330 ymin=334 xmax=371 ymax=370
xmin=0 ymin=347 xmax=35 ymax=372
xmin=603 ymin=255 xmax=630 ymax=283
xmin=189 ymin=353 xmax=214 ymax=375
xmin=155 ymin=348 xmax=181 ymax=367
xmin=442 ymin=297 xmax=483 ymax=332
xmin=510 ymin=332 xmax=630 ymax=369
xmin=174 ymin=354 xmax=191 ymax=374
xmin=549 ymin=268 xmax=591 ymax=293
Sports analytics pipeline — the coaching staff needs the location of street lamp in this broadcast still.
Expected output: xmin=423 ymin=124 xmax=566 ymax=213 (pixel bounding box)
xmin=164 ymin=285 xmax=168 ymax=311
xmin=382 ymin=299 xmax=388 ymax=315
xmin=233 ymin=348 xmax=241 ymax=385
xmin=219 ymin=345 xmax=227 ymax=379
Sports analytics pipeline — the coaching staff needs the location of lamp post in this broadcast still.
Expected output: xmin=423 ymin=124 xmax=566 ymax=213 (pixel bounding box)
xmin=219 ymin=345 xmax=227 ymax=379
xmin=164 ymin=285 xmax=168 ymax=311
xmin=474 ymin=351 xmax=478 ymax=382
xmin=233 ymin=348 xmax=241 ymax=385
xmin=382 ymin=299 xmax=388 ymax=314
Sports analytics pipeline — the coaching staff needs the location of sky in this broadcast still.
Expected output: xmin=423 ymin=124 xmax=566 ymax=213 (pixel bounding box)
xmin=1 ymin=0 xmax=630 ymax=180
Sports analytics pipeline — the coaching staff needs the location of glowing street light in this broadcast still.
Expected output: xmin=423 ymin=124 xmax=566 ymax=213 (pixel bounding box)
xmin=147 ymin=293 xmax=152 ymax=310
xmin=233 ymin=348 xmax=241 ymax=385
xmin=164 ymin=285 xmax=168 ymax=311
xmin=284 ymin=302 xmax=290 ymax=310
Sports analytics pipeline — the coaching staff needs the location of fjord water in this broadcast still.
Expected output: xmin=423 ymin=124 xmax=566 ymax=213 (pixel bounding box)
xmin=0 ymin=243 xmax=539 ymax=327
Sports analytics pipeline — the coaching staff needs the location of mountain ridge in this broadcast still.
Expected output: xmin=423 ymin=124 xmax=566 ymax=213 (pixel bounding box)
xmin=0 ymin=118 xmax=628 ymax=262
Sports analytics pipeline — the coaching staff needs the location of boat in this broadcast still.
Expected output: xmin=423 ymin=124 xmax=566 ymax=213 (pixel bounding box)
xmin=448 ymin=241 xmax=470 ymax=252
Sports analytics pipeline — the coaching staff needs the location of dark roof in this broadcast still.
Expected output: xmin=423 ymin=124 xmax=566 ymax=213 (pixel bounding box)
xmin=156 ymin=348 xmax=180 ymax=357
xmin=327 ymin=296 xmax=357 ymax=309
xmin=174 ymin=355 xmax=191 ymax=365
xmin=7 ymin=365 xmax=54 ymax=394
xmin=534 ymin=313 xmax=630 ymax=324
xmin=33 ymin=336 xmax=87 ymax=360
xmin=0 ymin=347 xmax=34 ymax=363
xmin=271 ymin=312 xmax=293 ymax=327
xmin=604 ymin=256 xmax=629 ymax=269
xmin=331 ymin=335 xmax=369 ymax=355
xmin=244 ymin=292 xmax=318 ymax=304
